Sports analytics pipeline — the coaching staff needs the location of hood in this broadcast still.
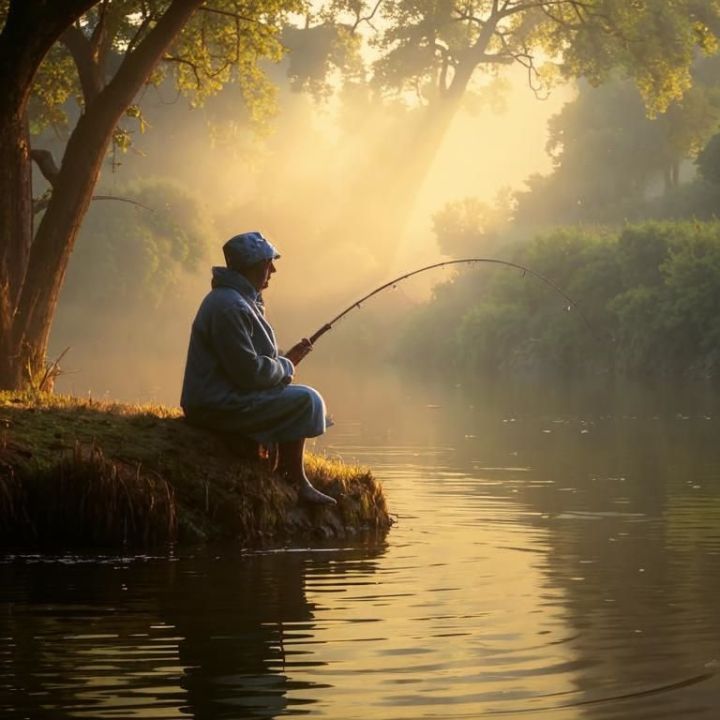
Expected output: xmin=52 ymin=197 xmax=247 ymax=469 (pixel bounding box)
xmin=211 ymin=266 xmax=259 ymax=300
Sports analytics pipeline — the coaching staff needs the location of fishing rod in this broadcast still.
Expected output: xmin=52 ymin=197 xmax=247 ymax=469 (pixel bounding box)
xmin=308 ymin=257 xmax=600 ymax=345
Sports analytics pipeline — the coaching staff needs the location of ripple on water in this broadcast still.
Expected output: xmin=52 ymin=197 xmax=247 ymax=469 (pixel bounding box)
xmin=3 ymin=429 xmax=720 ymax=719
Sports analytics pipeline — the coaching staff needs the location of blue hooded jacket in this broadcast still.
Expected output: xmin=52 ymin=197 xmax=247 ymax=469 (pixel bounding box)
xmin=181 ymin=267 xmax=294 ymax=413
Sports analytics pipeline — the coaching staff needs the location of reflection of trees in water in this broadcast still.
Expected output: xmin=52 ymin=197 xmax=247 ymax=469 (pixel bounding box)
xmin=0 ymin=543 xmax=386 ymax=720
xmin=165 ymin=551 xmax=316 ymax=720
xmin=164 ymin=543 xmax=385 ymax=718
xmin=498 ymin=414 xmax=720 ymax=717
xmin=532 ymin=425 xmax=720 ymax=717
xmin=0 ymin=560 xmax=177 ymax=719
xmin=430 ymin=381 xmax=720 ymax=717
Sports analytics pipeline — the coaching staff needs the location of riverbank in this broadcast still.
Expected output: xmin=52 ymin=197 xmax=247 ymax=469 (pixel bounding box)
xmin=0 ymin=392 xmax=392 ymax=548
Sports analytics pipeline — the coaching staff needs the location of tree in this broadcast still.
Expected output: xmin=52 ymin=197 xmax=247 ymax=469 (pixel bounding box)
xmin=432 ymin=192 xmax=512 ymax=256
xmin=312 ymin=0 xmax=720 ymax=254
xmin=0 ymin=0 xmax=101 ymax=388
xmin=697 ymin=130 xmax=720 ymax=184
xmin=513 ymin=62 xmax=720 ymax=227
xmin=0 ymin=0 xmax=300 ymax=390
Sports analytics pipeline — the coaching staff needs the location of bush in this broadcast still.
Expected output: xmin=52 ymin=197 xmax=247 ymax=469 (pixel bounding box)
xmin=398 ymin=220 xmax=720 ymax=381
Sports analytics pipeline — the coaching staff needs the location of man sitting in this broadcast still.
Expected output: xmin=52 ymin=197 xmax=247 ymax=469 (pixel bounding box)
xmin=181 ymin=231 xmax=336 ymax=505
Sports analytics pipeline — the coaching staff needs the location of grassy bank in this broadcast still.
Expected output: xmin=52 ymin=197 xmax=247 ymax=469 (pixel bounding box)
xmin=0 ymin=392 xmax=392 ymax=548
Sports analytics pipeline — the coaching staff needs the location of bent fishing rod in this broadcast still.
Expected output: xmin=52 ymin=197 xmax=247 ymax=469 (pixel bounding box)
xmin=307 ymin=257 xmax=601 ymax=345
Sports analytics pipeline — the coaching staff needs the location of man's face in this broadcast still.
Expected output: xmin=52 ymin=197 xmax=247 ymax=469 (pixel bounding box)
xmin=245 ymin=258 xmax=276 ymax=292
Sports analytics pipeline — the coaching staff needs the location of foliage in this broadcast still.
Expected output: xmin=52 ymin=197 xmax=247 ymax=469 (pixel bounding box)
xmin=282 ymin=20 xmax=364 ymax=98
xmin=348 ymin=0 xmax=720 ymax=112
xmin=548 ymin=0 xmax=720 ymax=115
xmin=27 ymin=44 xmax=78 ymax=133
xmin=59 ymin=178 xmax=212 ymax=310
xmin=432 ymin=191 xmax=513 ymax=256
xmin=25 ymin=1 xmax=304 ymax=137
xmin=399 ymin=221 xmax=720 ymax=381
xmin=696 ymin=131 xmax=720 ymax=184
xmin=514 ymin=68 xmax=720 ymax=227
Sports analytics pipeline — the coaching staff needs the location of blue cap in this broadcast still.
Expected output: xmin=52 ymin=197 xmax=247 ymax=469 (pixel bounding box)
xmin=223 ymin=231 xmax=280 ymax=269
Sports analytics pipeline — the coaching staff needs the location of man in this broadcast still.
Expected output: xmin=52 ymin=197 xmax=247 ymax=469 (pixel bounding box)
xmin=181 ymin=231 xmax=336 ymax=505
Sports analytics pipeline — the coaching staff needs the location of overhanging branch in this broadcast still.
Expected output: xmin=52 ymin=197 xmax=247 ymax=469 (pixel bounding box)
xmin=30 ymin=149 xmax=60 ymax=185
xmin=33 ymin=193 xmax=155 ymax=217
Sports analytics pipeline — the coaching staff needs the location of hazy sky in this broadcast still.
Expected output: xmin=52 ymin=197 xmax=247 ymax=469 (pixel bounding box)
xmin=54 ymin=48 xmax=576 ymax=403
xmin=400 ymin=67 xmax=574 ymax=268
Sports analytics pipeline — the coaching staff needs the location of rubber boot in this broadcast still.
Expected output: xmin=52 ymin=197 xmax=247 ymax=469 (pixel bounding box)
xmin=298 ymin=477 xmax=336 ymax=506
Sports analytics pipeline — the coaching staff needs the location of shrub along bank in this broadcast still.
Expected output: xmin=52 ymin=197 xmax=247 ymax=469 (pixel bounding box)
xmin=399 ymin=221 xmax=720 ymax=381
xmin=0 ymin=392 xmax=391 ymax=548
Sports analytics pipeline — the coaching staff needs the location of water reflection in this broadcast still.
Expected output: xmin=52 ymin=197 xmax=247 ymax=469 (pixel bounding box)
xmin=0 ymin=544 xmax=387 ymax=719
xmin=2 ymin=371 xmax=720 ymax=718
xmin=310 ymin=370 xmax=720 ymax=717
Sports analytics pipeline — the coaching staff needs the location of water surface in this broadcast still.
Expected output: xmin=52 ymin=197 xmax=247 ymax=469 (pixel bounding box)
xmin=2 ymin=374 xmax=720 ymax=718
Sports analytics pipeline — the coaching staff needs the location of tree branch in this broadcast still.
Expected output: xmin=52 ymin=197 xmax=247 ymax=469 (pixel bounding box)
xmin=91 ymin=194 xmax=155 ymax=212
xmin=163 ymin=54 xmax=202 ymax=88
xmin=33 ymin=192 xmax=155 ymax=217
xmin=30 ymin=149 xmax=60 ymax=185
xmin=199 ymin=3 xmax=277 ymax=33
xmin=61 ymin=24 xmax=103 ymax=103
xmin=88 ymin=1 xmax=109 ymax=58
xmin=350 ymin=0 xmax=384 ymax=33
xmin=126 ymin=12 xmax=155 ymax=55
xmin=514 ymin=50 xmax=551 ymax=99
xmin=478 ymin=53 xmax=516 ymax=65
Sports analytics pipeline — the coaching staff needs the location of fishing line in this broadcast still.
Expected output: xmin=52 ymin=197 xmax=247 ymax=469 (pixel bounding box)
xmin=307 ymin=257 xmax=602 ymax=345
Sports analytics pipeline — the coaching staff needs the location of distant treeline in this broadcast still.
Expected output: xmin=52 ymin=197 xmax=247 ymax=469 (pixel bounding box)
xmin=399 ymin=221 xmax=720 ymax=381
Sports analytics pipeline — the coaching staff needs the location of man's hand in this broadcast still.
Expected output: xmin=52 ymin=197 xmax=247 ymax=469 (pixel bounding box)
xmin=285 ymin=338 xmax=313 ymax=366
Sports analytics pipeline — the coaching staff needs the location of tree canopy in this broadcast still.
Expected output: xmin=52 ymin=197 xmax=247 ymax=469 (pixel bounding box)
xmin=319 ymin=1 xmax=720 ymax=113
xmin=29 ymin=1 xmax=302 ymax=146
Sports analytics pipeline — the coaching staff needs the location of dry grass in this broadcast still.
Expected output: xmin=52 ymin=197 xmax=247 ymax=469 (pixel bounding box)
xmin=0 ymin=391 xmax=392 ymax=549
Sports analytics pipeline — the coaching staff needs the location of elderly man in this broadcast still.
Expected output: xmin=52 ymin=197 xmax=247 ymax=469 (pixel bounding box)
xmin=181 ymin=231 xmax=335 ymax=505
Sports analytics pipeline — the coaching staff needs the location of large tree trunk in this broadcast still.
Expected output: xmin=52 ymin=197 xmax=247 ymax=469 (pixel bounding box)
xmin=0 ymin=0 xmax=99 ymax=303
xmin=2 ymin=0 xmax=203 ymax=390
xmin=0 ymin=104 xmax=33 ymax=389
xmin=0 ymin=0 xmax=100 ymax=389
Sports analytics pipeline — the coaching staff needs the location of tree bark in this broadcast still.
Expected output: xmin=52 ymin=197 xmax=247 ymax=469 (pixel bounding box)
xmin=0 ymin=109 xmax=32 ymax=389
xmin=1 ymin=0 xmax=203 ymax=390
xmin=0 ymin=0 xmax=100 ymax=389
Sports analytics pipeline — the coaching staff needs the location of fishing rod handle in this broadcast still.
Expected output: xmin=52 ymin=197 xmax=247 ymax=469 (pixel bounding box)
xmin=309 ymin=324 xmax=332 ymax=345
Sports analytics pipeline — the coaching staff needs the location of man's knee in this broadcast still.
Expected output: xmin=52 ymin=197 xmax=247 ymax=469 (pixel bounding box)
xmin=288 ymin=384 xmax=325 ymax=410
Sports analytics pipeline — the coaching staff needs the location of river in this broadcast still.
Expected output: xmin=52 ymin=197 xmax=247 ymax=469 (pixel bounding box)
xmin=2 ymin=370 xmax=720 ymax=718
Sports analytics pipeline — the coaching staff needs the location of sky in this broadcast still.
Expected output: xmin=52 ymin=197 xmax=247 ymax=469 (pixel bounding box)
xmin=400 ymin=67 xmax=574 ymax=268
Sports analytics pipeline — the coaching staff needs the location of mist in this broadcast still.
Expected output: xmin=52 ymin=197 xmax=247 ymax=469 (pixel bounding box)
xmin=48 ymin=58 xmax=571 ymax=405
